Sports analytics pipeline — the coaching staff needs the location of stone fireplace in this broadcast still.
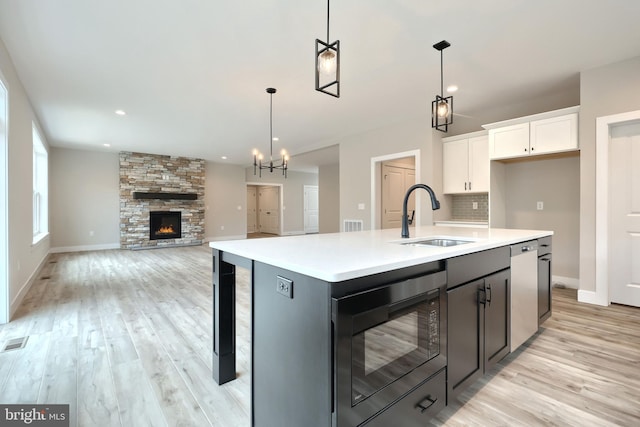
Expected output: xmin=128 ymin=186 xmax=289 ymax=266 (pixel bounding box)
xmin=119 ymin=151 xmax=205 ymax=249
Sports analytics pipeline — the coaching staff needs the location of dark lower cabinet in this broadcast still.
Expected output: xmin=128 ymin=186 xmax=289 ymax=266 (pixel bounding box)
xmin=538 ymin=253 xmax=552 ymax=324
xmin=360 ymin=369 xmax=446 ymax=427
xmin=447 ymin=269 xmax=510 ymax=401
xmin=538 ymin=236 xmax=552 ymax=325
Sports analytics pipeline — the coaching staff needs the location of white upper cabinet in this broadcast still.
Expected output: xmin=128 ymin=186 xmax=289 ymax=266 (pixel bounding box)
xmin=488 ymin=123 xmax=530 ymax=159
xmin=530 ymin=113 xmax=578 ymax=155
xmin=484 ymin=106 xmax=579 ymax=160
xmin=443 ymin=132 xmax=489 ymax=194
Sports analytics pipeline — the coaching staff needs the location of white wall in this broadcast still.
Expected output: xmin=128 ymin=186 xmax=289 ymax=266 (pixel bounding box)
xmin=49 ymin=147 xmax=119 ymax=252
xmin=0 ymin=37 xmax=50 ymax=319
xmin=319 ymin=163 xmax=340 ymax=233
xmin=338 ymin=117 xmax=438 ymax=231
xmin=504 ymin=155 xmax=580 ymax=280
xmin=579 ymin=56 xmax=640 ymax=292
xmin=205 ymin=161 xmax=247 ymax=241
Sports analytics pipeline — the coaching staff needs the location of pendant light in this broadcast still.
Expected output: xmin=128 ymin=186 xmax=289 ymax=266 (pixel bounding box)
xmin=315 ymin=0 xmax=340 ymax=97
xmin=253 ymin=88 xmax=288 ymax=178
xmin=432 ymin=40 xmax=453 ymax=132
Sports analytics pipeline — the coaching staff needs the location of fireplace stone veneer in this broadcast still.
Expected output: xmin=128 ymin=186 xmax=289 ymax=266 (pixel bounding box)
xmin=119 ymin=151 xmax=205 ymax=249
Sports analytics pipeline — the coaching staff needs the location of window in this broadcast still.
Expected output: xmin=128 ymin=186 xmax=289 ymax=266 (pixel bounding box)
xmin=32 ymin=124 xmax=48 ymax=243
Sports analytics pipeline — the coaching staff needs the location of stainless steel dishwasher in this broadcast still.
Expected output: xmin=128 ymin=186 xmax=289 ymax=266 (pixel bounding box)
xmin=510 ymin=240 xmax=539 ymax=351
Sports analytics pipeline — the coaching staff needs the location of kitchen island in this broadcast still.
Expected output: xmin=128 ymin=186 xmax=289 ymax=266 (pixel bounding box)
xmin=210 ymin=225 xmax=552 ymax=426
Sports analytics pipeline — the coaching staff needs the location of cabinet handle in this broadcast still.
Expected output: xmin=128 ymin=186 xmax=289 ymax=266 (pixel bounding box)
xmin=464 ymin=182 xmax=467 ymax=191
xmin=486 ymin=284 xmax=492 ymax=307
xmin=416 ymin=395 xmax=438 ymax=413
xmin=478 ymin=287 xmax=487 ymax=306
xmin=531 ymin=147 xmax=535 ymax=151
xmin=469 ymin=181 xmax=472 ymax=191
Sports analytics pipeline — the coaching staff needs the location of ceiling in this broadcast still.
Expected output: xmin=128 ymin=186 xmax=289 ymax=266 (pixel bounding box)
xmin=0 ymin=0 xmax=639 ymax=172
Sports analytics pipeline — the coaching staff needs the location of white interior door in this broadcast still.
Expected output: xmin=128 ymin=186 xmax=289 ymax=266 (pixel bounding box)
xmin=258 ymin=186 xmax=280 ymax=235
xmin=0 ymin=77 xmax=7 ymax=323
xmin=247 ymin=186 xmax=257 ymax=233
xmin=609 ymin=121 xmax=640 ymax=307
xmin=304 ymin=185 xmax=319 ymax=234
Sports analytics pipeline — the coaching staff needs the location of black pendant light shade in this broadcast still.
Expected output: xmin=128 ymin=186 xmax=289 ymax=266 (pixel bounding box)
xmin=315 ymin=0 xmax=340 ymax=97
xmin=253 ymin=88 xmax=288 ymax=178
xmin=432 ymin=40 xmax=453 ymax=132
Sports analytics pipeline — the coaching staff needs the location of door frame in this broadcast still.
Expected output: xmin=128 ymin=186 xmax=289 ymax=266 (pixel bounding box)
xmin=586 ymin=109 xmax=640 ymax=306
xmin=0 ymin=74 xmax=8 ymax=324
xmin=370 ymin=150 xmax=421 ymax=230
xmin=246 ymin=182 xmax=284 ymax=235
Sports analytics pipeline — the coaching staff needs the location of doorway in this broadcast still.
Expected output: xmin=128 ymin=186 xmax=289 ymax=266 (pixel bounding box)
xmin=590 ymin=109 xmax=640 ymax=307
xmin=381 ymin=158 xmax=415 ymax=229
xmin=304 ymin=185 xmax=319 ymax=234
xmin=0 ymin=76 xmax=7 ymax=323
xmin=370 ymin=150 xmax=420 ymax=230
xmin=247 ymin=183 xmax=283 ymax=237
xmin=608 ymin=121 xmax=640 ymax=307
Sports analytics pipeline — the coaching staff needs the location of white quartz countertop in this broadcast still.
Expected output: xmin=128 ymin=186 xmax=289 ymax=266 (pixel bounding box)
xmin=209 ymin=226 xmax=552 ymax=282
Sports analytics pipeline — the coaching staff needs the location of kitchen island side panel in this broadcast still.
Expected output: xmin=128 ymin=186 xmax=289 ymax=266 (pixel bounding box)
xmin=253 ymin=261 xmax=332 ymax=427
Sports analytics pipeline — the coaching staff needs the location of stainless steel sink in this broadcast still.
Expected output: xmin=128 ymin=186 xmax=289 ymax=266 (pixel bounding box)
xmin=399 ymin=238 xmax=473 ymax=247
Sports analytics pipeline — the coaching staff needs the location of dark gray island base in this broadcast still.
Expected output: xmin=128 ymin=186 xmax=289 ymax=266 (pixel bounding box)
xmin=211 ymin=230 xmax=552 ymax=426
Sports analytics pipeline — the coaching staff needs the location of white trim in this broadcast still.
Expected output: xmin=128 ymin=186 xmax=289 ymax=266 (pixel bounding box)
xmin=246 ymin=181 xmax=284 ymax=235
xmin=10 ymin=254 xmax=49 ymax=319
xmin=206 ymin=234 xmax=247 ymax=242
xmin=281 ymin=230 xmax=305 ymax=236
xmin=0 ymin=74 xmax=7 ymax=324
xmin=370 ymin=150 xmax=421 ymax=230
xmin=591 ymin=109 xmax=640 ymax=306
xmin=49 ymin=243 xmax=121 ymax=253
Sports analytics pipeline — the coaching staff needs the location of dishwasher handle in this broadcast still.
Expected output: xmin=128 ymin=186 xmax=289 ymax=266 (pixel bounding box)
xmin=511 ymin=241 xmax=538 ymax=256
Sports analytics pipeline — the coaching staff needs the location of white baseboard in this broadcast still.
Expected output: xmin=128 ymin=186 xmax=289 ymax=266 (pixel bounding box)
xmin=281 ymin=231 xmax=305 ymax=236
xmin=577 ymin=289 xmax=608 ymax=306
xmin=206 ymin=234 xmax=246 ymax=242
xmin=10 ymin=254 xmax=49 ymax=319
xmin=552 ymin=275 xmax=579 ymax=289
xmin=49 ymin=243 xmax=121 ymax=253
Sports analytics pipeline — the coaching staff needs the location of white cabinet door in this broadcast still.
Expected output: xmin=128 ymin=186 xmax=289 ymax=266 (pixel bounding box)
xmin=530 ymin=113 xmax=578 ymax=155
xmin=443 ymin=139 xmax=469 ymax=194
xmin=489 ymin=122 xmax=530 ymax=160
xmin=468 ymin=135 xmax=489 ymax=193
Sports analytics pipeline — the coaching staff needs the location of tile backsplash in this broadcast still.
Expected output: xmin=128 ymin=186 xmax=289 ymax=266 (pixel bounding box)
xmin=451 ymin=193 xmax=489 ymax=221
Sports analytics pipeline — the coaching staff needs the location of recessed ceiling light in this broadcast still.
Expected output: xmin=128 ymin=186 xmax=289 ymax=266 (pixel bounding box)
xmin=272 ymin=137 xmax=279 ymax=141
xmin=446 ymin=85 xmax=458 ymax=93
xmin=103 ymin=143 xmax=111 ymax=147
xmin=221 ymin=156 xmax=227 ymax=160
xmin=115 ymin=110 xmax=126 ymax=116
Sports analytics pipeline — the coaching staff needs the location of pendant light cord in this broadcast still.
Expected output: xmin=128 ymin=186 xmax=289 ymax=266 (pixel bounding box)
xmin=440 ymin=49 xmax=444 ymax=97
xmin=269 ymin=92 xmax=273 ymax=161
xmin=326 ymin=0 xmax=330 ymax=42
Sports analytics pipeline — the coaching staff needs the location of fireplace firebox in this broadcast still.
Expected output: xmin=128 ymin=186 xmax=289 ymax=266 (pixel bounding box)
xmin=150 ymin=211 xmax=181 ymax=240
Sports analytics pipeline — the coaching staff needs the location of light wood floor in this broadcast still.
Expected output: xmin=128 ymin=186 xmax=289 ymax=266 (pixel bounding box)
xmin=0 ymin=245 xmax=638 ymax=426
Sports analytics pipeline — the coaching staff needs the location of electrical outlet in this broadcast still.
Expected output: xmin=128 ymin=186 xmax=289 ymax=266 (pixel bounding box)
xmin=276 ymin=276 xmax=293 ymax=299
xmin=472 ymin=202 xmax=478 ymax=210
xmin=537 ymin=201 xmax=544 ymax=210
xmin=358 ymin=203 xmax=365 ymax=210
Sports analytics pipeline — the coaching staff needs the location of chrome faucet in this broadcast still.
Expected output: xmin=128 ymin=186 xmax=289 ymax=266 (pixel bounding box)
xmin=401 ymin=184 xmax=441 ymax=238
